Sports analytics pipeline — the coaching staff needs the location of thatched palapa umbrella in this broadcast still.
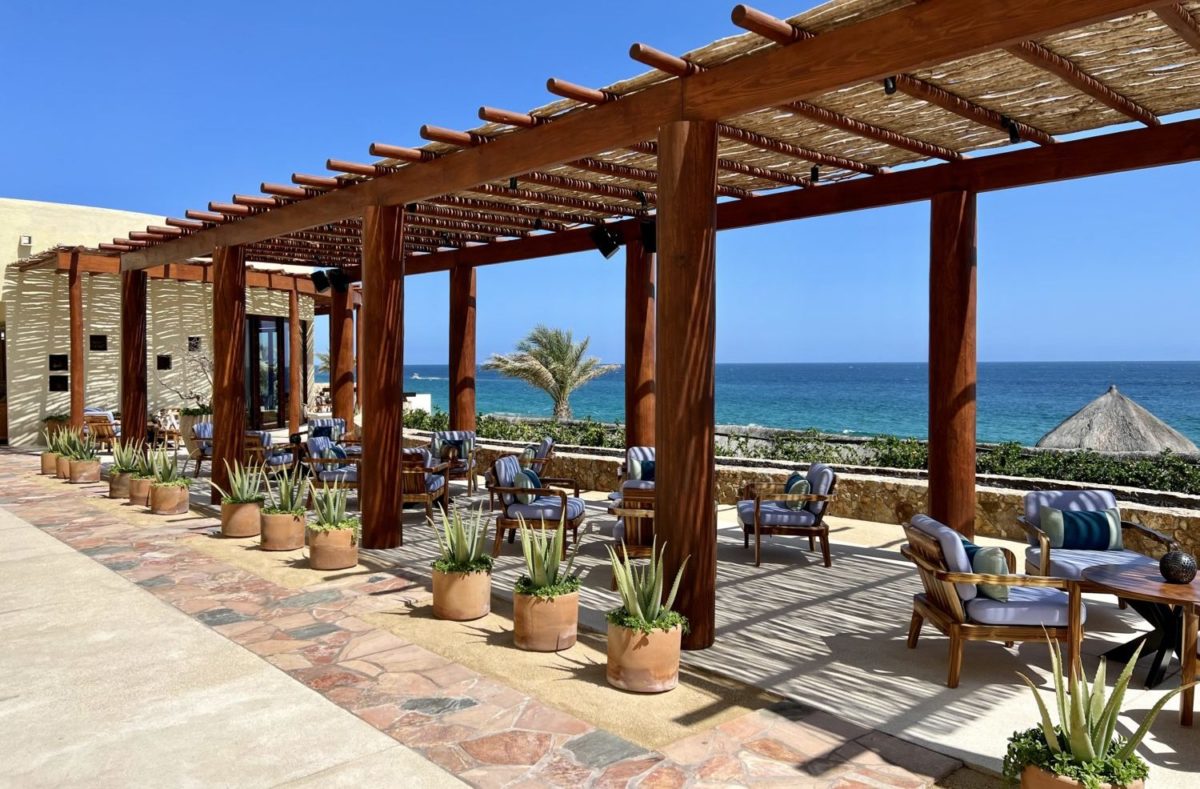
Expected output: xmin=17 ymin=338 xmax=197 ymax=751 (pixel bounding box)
xmin=1036 ymin=385 xmax=1198 ymax=455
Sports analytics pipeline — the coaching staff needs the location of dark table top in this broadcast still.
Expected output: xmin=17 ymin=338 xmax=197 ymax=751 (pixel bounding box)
xmin=1082 ymin=562 xmax=1200 ymax=607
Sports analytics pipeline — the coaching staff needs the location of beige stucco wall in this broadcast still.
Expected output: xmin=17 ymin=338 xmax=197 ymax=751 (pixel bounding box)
xmin=4 ymin=267 xmax=315 ymax=446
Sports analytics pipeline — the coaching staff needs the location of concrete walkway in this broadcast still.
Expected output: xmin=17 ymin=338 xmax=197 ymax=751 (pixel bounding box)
xmin=0 ymin=506 xmax=460 ymax=788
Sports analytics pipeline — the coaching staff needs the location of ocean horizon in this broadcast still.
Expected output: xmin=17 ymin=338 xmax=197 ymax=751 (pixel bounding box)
xmin=316 ymin=361 xmax=1200 ymax=446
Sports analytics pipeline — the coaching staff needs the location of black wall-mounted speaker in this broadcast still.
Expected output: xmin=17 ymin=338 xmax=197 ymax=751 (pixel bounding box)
xmin=328 ymin=268 xmax=352 ymax=293
xmin=310 ymin=269 xmax=330 ymax=292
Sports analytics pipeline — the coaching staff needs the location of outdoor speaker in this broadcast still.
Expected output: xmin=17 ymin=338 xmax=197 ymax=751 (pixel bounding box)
xmin=589 ymin=224 xmax=622 ymax=259
xmin=328 ymin=268 xmax=352 ymax=293
xmin=310 ymin=269 xmax=330 ymax=292
xmin=639 ymin=219 xmax=657 ymax=255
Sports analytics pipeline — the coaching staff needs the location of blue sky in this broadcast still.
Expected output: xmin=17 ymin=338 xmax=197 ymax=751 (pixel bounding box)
xmin=3 ymin=1 xmax=1197 ymax=364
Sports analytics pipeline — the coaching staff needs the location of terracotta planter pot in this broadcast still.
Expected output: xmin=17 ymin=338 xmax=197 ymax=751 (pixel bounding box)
xmin=606 ymin=622 xmax=682 ymax=693
xmin=220 ymin=501 xmax=262 ymax=538
xmin=128 ymin=477 xmax=153 ymax=507
xmin=1020 ymin=766 xmax=1141 ymax=789
xmin=40 ymin=452 xmax=58 ymax=475
xmin=432 ymin=569 xmax=491 ymax=621
xmin=69 ymin=459 xmax=101 ymax=484
xmin=514 ymin=591 xmax=579 ymax=651
xmin=308 ymin=528 xmax=358 ymax=570
xmin=149 ymin=484 xmax=190 ymax=515
xmin=109 ymin=471 xmax=133 ymax=499
xmin=261 ymin=512 xmax=306 ymax=551
xmin=55 ymin=455 xmax=71 ymax=479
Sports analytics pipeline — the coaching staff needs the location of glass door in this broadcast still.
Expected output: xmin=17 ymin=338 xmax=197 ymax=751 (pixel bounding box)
xmin=245 ymin=316 xmax=286 ymax=430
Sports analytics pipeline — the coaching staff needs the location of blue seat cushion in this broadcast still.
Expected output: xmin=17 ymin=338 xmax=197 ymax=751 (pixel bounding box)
xmin=317 ymin=467 xmax=357 ymax=484
xmin=426 ymin=474 xmax=445 ymax=492
xmin=507 ymin=496 xmax=585 ymax=523
xmin=621 ymin=479 xmax=655 ymax=493
xmin=1025 ymin=546 xmax=1155 ymax=580
xmin=737 ymin=501 xmax=817 ymax=528
xmin=265 ymin=452 xmax=294 ymax=466
xmin=966 ymin=586 xmax=1086 ymax=627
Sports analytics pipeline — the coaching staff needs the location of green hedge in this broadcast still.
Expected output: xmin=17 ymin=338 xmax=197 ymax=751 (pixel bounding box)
xmin=403 ymin=409 xmax=1200 ymax=495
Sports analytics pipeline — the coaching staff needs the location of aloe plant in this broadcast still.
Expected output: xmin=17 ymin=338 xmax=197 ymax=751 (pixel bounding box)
xmin=55 ymin=427 xmax=82 ymax=459
xmin=70 ymin=432 xmax=100 ymax=461
xmin=431 ymin=507 xmax=493 ymax=575
xmin=131 ymin=447 xmax=157 ymax=479
xmin=605 ymin=540 xmax=689 ymax=633
xmin=264 ymin=463 xmax=305 ymax=515
xmin=149 ymin=448 xmax=188 ymax=487
xmin=515 ymin=515 xmax=581 ymax=598
xmin=309 ymin=482 xmax=358 ymax=536
xmin=212 ymin=460 xmax=265 ymax=504
xmin=1004 ymin=640 xmax=1195 ymax=787
xmin=111 ymin=441 xmax=143 ymax=474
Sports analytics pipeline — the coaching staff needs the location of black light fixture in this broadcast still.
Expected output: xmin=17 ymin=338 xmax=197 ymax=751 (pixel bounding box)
xmin=328 ymin=267 xmax=352 ymax=293
xmin=589 ymin=224 xmax=622 ymax=259
xmin=311 ymin=269 xmax=331 ymax=292
xmin=405 ymin=202 xmax=418 ymax=212
xmin=634 ymin=189 xmax=648 ymax=208
xmin=1001 ymin=116 xmax=1022 ymax=145
xmin=882 ymin=76 xmax=897 ymax=95
xmin=533 ymin=218 xmax=544 ymax=231
xmin=508 ymin=176 xmax=519 ymax=190
xmin=639 ymin=219 xmax=657 ymax=255
xmin=810 ymin=165 xmax=820 ymax=184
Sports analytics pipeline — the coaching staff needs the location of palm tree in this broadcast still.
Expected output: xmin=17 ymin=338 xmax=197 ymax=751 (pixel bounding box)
xmin=484 ymin=326 xmax=617 ymax=420
xmin=315 ymin=352 xmax=331 ymax=377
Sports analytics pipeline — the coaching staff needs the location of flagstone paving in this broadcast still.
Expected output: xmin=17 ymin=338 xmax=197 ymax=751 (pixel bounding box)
xmin=0 ymin=449 xmax=971 ymax=788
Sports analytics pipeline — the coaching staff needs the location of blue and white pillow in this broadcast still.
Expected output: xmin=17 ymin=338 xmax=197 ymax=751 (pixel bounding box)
xmin=514 ymin=468 xmax=542 ymax=504
xmin=783 ymin=472 xmax=810 ymax=510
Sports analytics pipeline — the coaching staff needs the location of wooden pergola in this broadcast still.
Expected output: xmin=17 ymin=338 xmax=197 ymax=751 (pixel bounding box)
xmin=108 ymin=0 xmax=1200 ymax=650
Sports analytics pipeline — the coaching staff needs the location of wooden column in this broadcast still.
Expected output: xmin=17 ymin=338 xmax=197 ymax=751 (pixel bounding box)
xmin=211 ymin=245 xmax=246 ymax=504
xmin=449 ymin=265 xmax=476 ymax=432
xmin=329 ymin=286 xmax=355 ymax=426
xmin=355 ymin=302 xmax=364 ymax=420
xmin=120 ymin=269 xmax=148 ymax=445
xmin=928 ymin=190 xmax=978 ymax=538
xmin=624 ymin=233 xmax=656 ymax=447
xmin=360 ymin=205 xmax=406 ymax=548
xmin=288 ymin=289 xmax=303 ymax=436
xmin=68 ymin=251 xmax=85 ymax=429
xmin=655 ymin=120 xmax=719 ymax=650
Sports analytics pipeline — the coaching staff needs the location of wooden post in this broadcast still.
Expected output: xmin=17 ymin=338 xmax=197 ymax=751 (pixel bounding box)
xmin=288 ymin=289 xmax=303 ymax=436
xmin=68 ymin=250 xmax=85 ymax=429
xmin=329 ymin=286 xmax=355 ymax=427
xmin=355 ymin=301 xmax=364 ymax=419
xmin=928 ymin=190 xmax=978 ymax=538
xmin=624 ymin=233 xmax=655 ymax=447
xmin=120 ymin=269 xmax=148 ymax=445
xmin=449 ymin=265 xmax=476 ymax=432
xmin=360 ymin=205 xmax=406 ymax=548
xmin=212 ymin=245 xmax=246 ymax=504
xmin=655 ymin=120 xmax=719 ymax=650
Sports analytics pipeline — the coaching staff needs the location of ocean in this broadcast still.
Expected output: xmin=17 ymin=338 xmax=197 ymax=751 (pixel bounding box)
xmin=318 ymin=361 xmax=1200 ymax=445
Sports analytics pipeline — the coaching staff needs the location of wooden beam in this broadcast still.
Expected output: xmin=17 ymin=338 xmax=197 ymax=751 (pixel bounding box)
xmin=625 ymin=232 xmax=655 ymax=447
xmin=360 ymin=205 xmax=407 ymax=549
xmin=68 ymin=250 xmax=85 ymax=429
xmin=449 ymin=265 xmax=477 ymax=432
xmin=928 ymin=190 xmax=977 ymax=538
xmin=330 ymin=286 xmax=355 ymax=425
xmin=656 ymin=119 xmax=718 ymax=651
xmin=1005 ymin=40 xmax=1158 ymax=126
xmin=211 ymin=245 xmax=246 ymax=504
xmin=288 ymin=289 xmax=303 ymax=436
xmin=1156 ymin=3 xmax=1200 ymax=52
xmin=121 ymin=0 xmax=1158 ymax=269
xmin=121 ymin=269 xmax=148 ymax=445
xmin=894 ymin=75 xmax=1055 ymax=145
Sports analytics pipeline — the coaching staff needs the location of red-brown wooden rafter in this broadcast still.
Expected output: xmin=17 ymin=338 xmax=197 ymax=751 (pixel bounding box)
xmin=1005 ymin=40 xmax=1158 ymax=126
xmin=1156 ymin=4 xmax=1200 ymax=52
xmin=731 ymin=4 xmax=1056 ymax=147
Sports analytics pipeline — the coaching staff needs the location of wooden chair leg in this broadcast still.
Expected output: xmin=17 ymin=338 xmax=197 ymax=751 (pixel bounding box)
xmin=947 ymin=629 xmax=964 ymax=688
xmin=754 ymin=521 xmax=762 ymax=567
xmin=743 ymin=526 xmax=749 ymax=549
xmin=819 ymin=533 xmax=831 ymax=568
xmin=492 ymin=521 xmax=505 ymax=557
xmin=808 ymin=535 xmax=815 ymax=551
xmin=907 ymin=610 xmax=923 ymax=649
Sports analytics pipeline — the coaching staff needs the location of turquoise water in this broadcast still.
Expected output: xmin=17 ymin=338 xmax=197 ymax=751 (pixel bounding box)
xmin=319 ymin=362 xmax=1200 ymax=445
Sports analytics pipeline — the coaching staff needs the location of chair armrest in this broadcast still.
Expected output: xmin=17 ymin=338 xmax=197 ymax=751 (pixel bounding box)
xmin=754 ymin=492 xmax=831 ymax=505
xmin=425 ymin=461 xmax=452 ymax=474
xmin=1121 ymin=520 xmax=1178 ymax=551
xmin=902 ymin=545 xmax=1072 ymax=589
xmin=307 ymin=456 xmax=360 ymax=467
xmin=539 ymin=477 xmax=580 ymax=497
xmin=1018 ymin=516 xmax=1051 ymax=575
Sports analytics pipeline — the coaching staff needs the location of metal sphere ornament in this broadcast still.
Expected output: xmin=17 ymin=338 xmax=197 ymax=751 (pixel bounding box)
xmin=1160 ymin=549 xmax=1197 ymax=585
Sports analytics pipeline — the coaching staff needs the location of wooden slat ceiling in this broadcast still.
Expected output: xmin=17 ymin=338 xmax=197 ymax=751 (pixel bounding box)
xmin=109 ymin=0 xmax=1200 ymax=269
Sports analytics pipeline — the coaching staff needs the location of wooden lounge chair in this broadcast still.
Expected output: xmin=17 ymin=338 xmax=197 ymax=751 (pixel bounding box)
xmin=488 ymin=454 xmax=585 ymax=556
xmin=608 ymin=487 xmax=655 ymax=589
xmin=83 ymin=413 xmax=120 ymax=452
xmin=737 ymin=464 xmax=838 ymax=567
xmin=244 ymin=431 xmax=297 ymax=476
xmin=401 ymin=449 xmax=451 ymax=518
xmin=901 ymin=515 xmax=1084 ymax=688
xmin=304 ymin=435 xmax=359 ymax=505
xmin=187 ymin=421 xmax=214 ymax=477
xmin=519 ymin=437 xmax=557 ymax=476
xmin=431 ymin=430 xmax=480 ymax=495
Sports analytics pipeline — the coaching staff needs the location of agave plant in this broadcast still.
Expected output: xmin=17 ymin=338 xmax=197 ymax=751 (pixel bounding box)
xmin=309 ymin=482 xmax=356 ymax=534
xmin=265 ymin=462 xmax=305 ymax=515
xmin=1004 ymin=640 xmax=1194 ymax=787
xmin=149 ymin=448 xmax=188 ymax=487
xmin=70 ymin=432 xmax=99 ymax=461
xmin=55 ymin=427 xmax=83 ymax=459
xmin=431 ymin=507 xmax=493 ymax=575
xmin=605 ymin=540 xmax=689 ymax=633
xmin=131 ymin=446 xmax=157 ymax=479
xmin=515 ymin=515 xmax=581 ymax=598
xmin=111 ymin=441 xmax=144 ymax=474
xmin=212 ymin=460 xmax=265 ymax=504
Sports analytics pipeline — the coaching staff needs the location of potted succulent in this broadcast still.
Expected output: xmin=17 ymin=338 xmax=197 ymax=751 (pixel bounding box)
xmin=148 ymin=449 xmax=191 ymax=515
xmin=513 ymin=515 xmax=581 ymax=651
xmin=212 ymin=460 xmax=266 ymax=538
xmin=42 ymin=413 xmax=69 ymax=439
xmin=127 ymin=448 xmax=157 ymax=507
xmin=1004 ymin=641 xmax=1192 ymax=789
xmin=431 ymin=508 xmax=493 ymax=621
xmin=67 ymin=432 xmax=102 ymax=483
xmin=108 ymin=441 xmax=143 ymax=499
xmin=307 ymin=482 xmax=358 ymax=570
xmin=605 ymin=540 xmax=689 ymax=693
xmin=260 ymin=463 xmax=306 ymax=551
xmin=55 ymin=428 xmax=80 ymax=479
xmin=40 ymin=428 xmax=59 ymax=475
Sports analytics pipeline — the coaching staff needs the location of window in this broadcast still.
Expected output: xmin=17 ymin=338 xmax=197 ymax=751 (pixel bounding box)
xmin=48 ymin=354 xmax=68 ymax=371
xmin=156 ymin=355 xmax=172 ymax=370
xmin=48 ymin=375 xmax=68 ymax=392
xmin=90 ymin=335 xmax=108 ymax=352
xmin=188 ymin=336 xmax=202 ymax=352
